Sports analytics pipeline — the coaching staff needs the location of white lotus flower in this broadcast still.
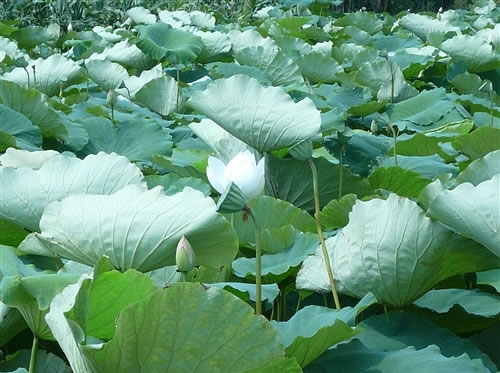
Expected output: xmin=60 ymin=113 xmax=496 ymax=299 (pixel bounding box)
xmin=206 ymin=150 xmax=265 ymax=200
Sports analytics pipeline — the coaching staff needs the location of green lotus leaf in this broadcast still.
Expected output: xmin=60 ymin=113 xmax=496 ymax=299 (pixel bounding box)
xmin=3 ymin=55 xmax=82 ymax=97
xmin=231 ymin=195 xmax=316 ymax=249
xmin=136 ymin=22 xmax=202 ymax=63
xmin=452 ymin=127 xmax=500 ymax=161
xmin=389 ymin=49 xmax=435 ymax=78
xmin=209 ymin=62 xmax=272 ymax=85
xmin=228 ymin=29 xmax=277 ymax=54
xmin=421 ymin=175 xmax=500 ymax=257
xmin=0 ymin=80 xmax=67 ymax=140
xmin=0 ymin=245 xmax=80 ymax=339
xmin=368 ymin=166 xmax=432 ymax=199
xmin=0 ymin=152 xmax=144 ymax=231
xmin=92 ymin=40 xmax=155 ymax=72
xmin=195 ymin=30 xmax=231 ymax=63
xmin=271 ymin=293 xmax=376 ymax=367
xmin=324 ymin=130 xmax=392 ymax=177
xmin=189 ymin=118 xmax=258 ymax=163
xmin=0 ymin=349 xmax=70 ymax=373
xmin=266 ymin=155 xmax=373 ymax=210
xmin=332 ymin=43 xmax=379 ymax=70
xmin=126 ymin=6 xmax=156 ymax=24
xmin=232 ymin=230 xmax=318 ymax=283
xmin=46 ymin=279 xmax=289 ymax=373
xmin=354 ymin=312 xmax=496 ymax=373
xmin=134 ymin=75 xmax=184 ymax=116
xmin=187 ymin=75 xmax=321 ymax=153
xmin=476 ymin=270 xmax=500 ymax=292
xmin=386 ymin=88 xmax=456 ymax=131
xmin=298 ymin=194 xmax=499 ymax=305
xmin=380 ymin=154 xmax=458 ymax=179
xmin=305 ymin=340 xmax=491 ymax=373
xmin=440 ymin=34 xmax=500 ymax=73
xmin=400 ymin=14 xmax=461 ymax=42
xmin=145 ymin=174 xmax=211 ymax=196
xmin=414 ymin=289 xmax=500 ymax=318
xmin=296 ymin=52 xmax=343 ymax=84
xmin=335 ymin=11 xmax=383 ymax=35
xmin=78 ymin=117 xmax=172 ymax=162
xmin=0 ymin=302 xmax=28 ymax=348
xmin=456 ymin=150 xmax=500 ymax=185
xmin=315 ymin=84 xmax=370 ymax=112
xmin=206 ymin=282 xmax=280 ymax=302
xmin=0 ymin=104 xmax=41 ymax=150
xmin=320 ymin=194 xmax=357 ymax=230
xmin=34 ymin=185 xmax=238 ymax=271
xmin=11 ymin=26 xmax=53 ymax=49
xmin=234 ymin=46 xmax=304 ymax=86
xmin=357 ymin=60 xmax=417 ymax=103
xmin=85 ymin=59 xmax=129 ymax=91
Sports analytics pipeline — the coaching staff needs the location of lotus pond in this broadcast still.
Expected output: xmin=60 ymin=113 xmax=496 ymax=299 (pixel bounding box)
xmin=0 ymin=1 xmax=499 ymax=372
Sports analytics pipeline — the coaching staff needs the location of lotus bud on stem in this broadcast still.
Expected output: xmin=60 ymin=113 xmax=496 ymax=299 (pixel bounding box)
xmin=176 ymin=235 xmax=195 ymax=282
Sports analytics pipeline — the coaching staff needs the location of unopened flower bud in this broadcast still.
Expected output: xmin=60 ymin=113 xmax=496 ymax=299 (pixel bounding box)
xmin=107 ymin=89 xmax=117 ymax=106
xmin=370 ymin=119 xmax=378 ymax=134
xmin=67 ymin=22 xmax=73 ymax=32
xmin=176 ymin=236 xmax=195 ymax=272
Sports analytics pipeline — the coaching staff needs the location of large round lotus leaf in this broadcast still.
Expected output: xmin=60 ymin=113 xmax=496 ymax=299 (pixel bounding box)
xmin=187 ymin=75 xmax=321 ymax=153
xmin=88 ymin=284 xmax=288 ymax=372
xmin=136 ymin=22 xmax=202 ymax=62
xmin=299 ymin=194 xmax=496 ymax=306
xmin=296 ymin=52 xmax=343 ymax=84
xmin=119 ymin=64 xmax=163 ymax=99
xmin=399 ymin=14 xmax=461 ymax=42
xmin=421 ymin=175 xmax=500 ymax=257
xmin=44 ymin=279 xmax=290 ymax=373
xmin=0 ymin=152 xmax=144 ymax=231
xmin=0 ymin=104 xmax=41 ymax=148
xmin=234 ymin=46 xmax=304 ymax=86
xmin=3 ymin=55 xmax=82 ymax=97
xmin=85 ymin=59 xmax=129 ymax=91
xmin=92 ymin=40 xmax=155 ymax=72
xmin=79 ymin=118 xmax=172 ymax=162
xmin=440 ymin=34 xmax=500 ymax=73
xmin=335 ymin=11 xmax=383 ymax=35
xmin=0 ymin=80 xmax=67 ymax=140
xmin=11 ymin=26 xmax=53 ymax=49
xmin=35 ymin=185 xmax=238 ymax=272
xmin=134 ymin=75 xmax=183 ymax=116
xmin=228 ymin=29 xmax=277 ymax=54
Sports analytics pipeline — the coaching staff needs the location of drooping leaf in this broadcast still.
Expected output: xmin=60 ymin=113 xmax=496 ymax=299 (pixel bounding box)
xmin=271 ymin=293 xmax=376 ymax=368
xmin=79 ymin=118 xmax=172 ymax=162
xmin=187 ymin=75 xmax=321 ymax=153
xmin=319 ymin=194 xmax=357 ymax=230
xmin=32 ymin=185 xmax=238 ymax=272
xmin=134 ymin=75 xmax=184 ymax=116
xmin=452 ymin=127 xmax=500 ymax=161
xmin=85 ymin=59 xmax=129 ymax=91
xmin=455 ymin=150 xmax=500 ymax=186
xmin=1 ymin=152 xmax=144 ymax=231
xmin=298 ymin=195 xmax=499 ymax=305
xmin=0 ymin=80 xmax=67 ymax=140
xmin=368 ymin=166 xmax=432 ymax=199
xmin=421 ymin=175 xmax=500 ymax=257
xmin=296 ymin=52 xmax=343 ymax=84
xmin=305 ymin=340 xmax=491 ymax=373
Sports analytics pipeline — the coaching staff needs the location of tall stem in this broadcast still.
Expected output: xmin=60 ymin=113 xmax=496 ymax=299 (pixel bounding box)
xmin=339 ymin=145 xmax=344 ymax=200
xmin=490 ymin=92 xmax=494 ymax=128
xmin=181 ymin=271 xmax=187 ymax=283
xmin=111 ymin=104 xmax=115 ymax=125
xmin=29 ymin=335 xmax=39 ymax=373
xmin=308 ymin=159 xmax=341 ymax=310
xmin=389 ymin=125 xmax=398 ymax=167
xmin=247 ymin=207 xmax=262 ymax=314
xmin=389 ymin=61 xmax=394 ymax=104
xmin=176 ymin=67 xmax=180 ymax=113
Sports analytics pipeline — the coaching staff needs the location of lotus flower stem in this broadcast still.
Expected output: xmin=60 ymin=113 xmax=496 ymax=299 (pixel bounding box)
xmin=339 ymin=145 xmax=344 ymax=200
xmin=23 ymin=67 xmax=30 ymax=89
xmin=29 ymin=335 xmax=39 ymax=373
xmin=308 ymin=159 xmax=341 ymax=310
xmin=246 ymin=206 xmax=262 ymax=314
xmin=181 ymin=272 xmax=188 ymax=283
xmin=388 ymin=124 xmax=399 ymax=167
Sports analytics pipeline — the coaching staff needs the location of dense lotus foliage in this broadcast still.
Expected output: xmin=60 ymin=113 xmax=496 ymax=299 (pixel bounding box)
xmin=0 ymin=1 xmax=499 ymax=372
